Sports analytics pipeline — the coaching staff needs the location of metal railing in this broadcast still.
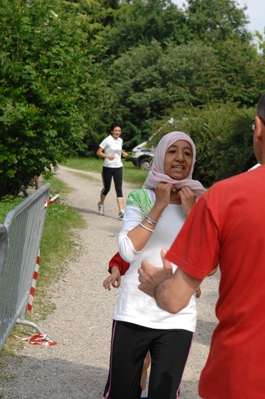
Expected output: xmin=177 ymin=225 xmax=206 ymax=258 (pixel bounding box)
xmin=0 ymin=183 xmax=50 ymax=350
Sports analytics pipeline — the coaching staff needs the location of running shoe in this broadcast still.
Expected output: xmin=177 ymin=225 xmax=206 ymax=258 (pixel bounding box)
xmin=118 ymin=210 xmax=124 ymax=218
xmin=98 ymin=202 xmax=104 ymax=216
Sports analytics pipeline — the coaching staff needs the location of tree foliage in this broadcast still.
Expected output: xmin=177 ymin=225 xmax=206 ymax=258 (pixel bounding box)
xmin=184 ymin=0 xmax=251 ymax=43
xmin=107 ymin=38 xmax=264 ymax=149
xmin=98 ymin=0 xmax=187 ymax=57
xmin=0 ymin=0 xmax=106 ymax=197
xmin=95 ymin=0 xmax=265 ymax=152
xmin=153 ymin=103 xmax=256 ymax=187
xmin=1 ymin=0 xmax=265 ymax=196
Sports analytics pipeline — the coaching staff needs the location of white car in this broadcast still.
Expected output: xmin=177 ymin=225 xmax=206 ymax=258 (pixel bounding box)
xmin=130 ymin=141 xmax=155 ymax=170
xmin=130 ymin=120 xmax=175 ymax=170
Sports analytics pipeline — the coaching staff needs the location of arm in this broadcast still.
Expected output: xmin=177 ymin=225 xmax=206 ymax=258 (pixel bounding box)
xmin=127 ymin=184 xmax=198 ymax=251
xmin=103 ymin=266 xmax=121 ymax=290
xmin=154 ymin=265 xmax=202 ymax=313
xmin=96 ymin=146 xmax=115 ymax=161
xmin=139 ymin=194 xmax=219 ymax=311
xmin=122 ymin=150 xmax=128 ymax=158
xmin=108 ymin=251 xmax=130 ymax=275
xmin=126 ymin=183 xmax=173 ymax=252
xmin=103 ymin=251 xmax=130 ymax=290
xmin=194 ymin=264 xmax=218 ymax=298
xmin=208 ymin=266 xmax=218 ymax=276
xmin=138 ymin=249 xmax=202 ymax=313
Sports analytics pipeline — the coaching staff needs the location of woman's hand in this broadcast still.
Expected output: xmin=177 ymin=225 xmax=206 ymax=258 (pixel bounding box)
xmin=195 ymin=286 xmax=201 ymax=298
xmin=178 ymin=186 xmax=196 ymax=217
xmin=154 ymin=183 xmax=176 ymax=210
xmin=103 ymin=267 xmax=121 ymax=290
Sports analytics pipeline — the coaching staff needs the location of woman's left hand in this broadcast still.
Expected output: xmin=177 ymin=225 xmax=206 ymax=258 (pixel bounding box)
xmin=178 ymin=186 xmax=196 ymax=217
xmin=195 ymin=286 xmax=201 ymax=298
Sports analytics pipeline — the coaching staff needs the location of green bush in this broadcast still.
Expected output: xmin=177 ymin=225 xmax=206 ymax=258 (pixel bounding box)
xmin=154 ymin=103 xmax=257 ymax=187
xmin=0 ymin=0 xmax=104 ymax=198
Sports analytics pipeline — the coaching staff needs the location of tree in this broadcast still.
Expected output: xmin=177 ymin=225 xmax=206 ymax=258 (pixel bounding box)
xmin=74 ymin=0 xmax=264 ymax=154
xmin=0 ymin=0 xmax=106 ymax=197
xmin=98 ymin=0 xmax=187 ymax=57
xmin=106 ymin=36 xmax=264 ymax=150
xmin=184 ymin=0 xmax=251 ymax=44
xmin=154 ymin=102 xmax=257 ymax=187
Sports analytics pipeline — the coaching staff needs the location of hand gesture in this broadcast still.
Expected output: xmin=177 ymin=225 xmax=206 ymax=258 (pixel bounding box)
xmin=154 ymin=183 xmax=176 ymax=210
xmin=178 ymin=186 xmax=196 ymax=216
xmin=138 ymin=248 xmax=173 ymax=297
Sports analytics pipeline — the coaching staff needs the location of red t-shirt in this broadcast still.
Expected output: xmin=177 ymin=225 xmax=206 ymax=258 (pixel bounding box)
xmin=166 ymin=166 xmax=265 ymax=399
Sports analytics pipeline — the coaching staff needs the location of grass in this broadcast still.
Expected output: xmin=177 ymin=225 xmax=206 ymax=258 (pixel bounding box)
xmin=0 ymin=175 xmax=85 ymax=360
xmin=0 ymin=196 xmax=24 ymax=223
xmin=63 ymin=156 xmax=148 ymax=186
xmin=32 ymin=177 xmax=85 ymax=320
xmin=0 ymin=156 xmax=145 ymax=361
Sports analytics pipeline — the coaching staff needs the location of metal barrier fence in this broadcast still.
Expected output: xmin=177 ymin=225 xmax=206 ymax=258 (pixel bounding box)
xmin=0 ymin=183 xmax=50 ymax=351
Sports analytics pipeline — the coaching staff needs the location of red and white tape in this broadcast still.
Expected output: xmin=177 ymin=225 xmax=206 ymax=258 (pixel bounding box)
xmin=16 ymin=333 xmax=57 ymax=346
xmin=43 ymin=193 xmax=60 ymax=208
xmin=28 ymin=193 xmax=60 ymax=311
xmin=28 ymin=249 xmax=40 ymax=311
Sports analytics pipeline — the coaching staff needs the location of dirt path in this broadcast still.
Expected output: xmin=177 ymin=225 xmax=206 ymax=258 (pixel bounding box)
xmin=0 ymin=165 xmax=219 ymax=399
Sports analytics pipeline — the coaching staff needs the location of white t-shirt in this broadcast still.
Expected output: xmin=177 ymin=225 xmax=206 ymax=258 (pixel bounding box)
xmin=99 ymin=135 xmax=123 ymax=168
xmin=115 ymin=189 xmax=197 ymax=332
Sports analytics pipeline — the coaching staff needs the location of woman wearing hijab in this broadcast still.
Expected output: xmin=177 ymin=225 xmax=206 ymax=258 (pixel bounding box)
xmin=104 ymin=131 xmax=206 ymax=399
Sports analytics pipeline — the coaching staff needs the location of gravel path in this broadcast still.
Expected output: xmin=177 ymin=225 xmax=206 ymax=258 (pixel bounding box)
xmin=0 ymin=165 xmax=219 ymax=399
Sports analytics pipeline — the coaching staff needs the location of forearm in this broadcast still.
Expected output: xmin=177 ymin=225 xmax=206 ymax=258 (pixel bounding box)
xmin=109 ymin=266 xmax=121 ymax=278
xmin=154 ymin=268 xmax=202 ymax=313
xmin=127 ymin=205 xmax=165 ymax=252
xmin=154 ymin=279 xmax=188 ymax=313
xmin=98 ymin=152 xmax=111 ymax=160
xmin=96 ymin=147 xmax=112 ymax=160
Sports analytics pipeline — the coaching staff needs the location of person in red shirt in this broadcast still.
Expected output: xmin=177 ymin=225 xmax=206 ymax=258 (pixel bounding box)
xmin=138 ymin=91 xmax=265 ymax=399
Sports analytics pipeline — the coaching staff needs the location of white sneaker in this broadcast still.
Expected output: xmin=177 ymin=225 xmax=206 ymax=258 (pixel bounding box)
xmin=118 ymin=210 xmax=124 ymax=218
xmin=98 ymin=202 xmax=104 ymax=216
xmin=140 ymin=389 xmax=147 ymax=398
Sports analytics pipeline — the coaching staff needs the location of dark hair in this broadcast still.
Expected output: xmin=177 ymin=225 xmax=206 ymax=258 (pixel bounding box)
xmin=257 ymin=92 xmax=265 ymax=122
xmin=110 ymin=121 xmax=123 ymax=130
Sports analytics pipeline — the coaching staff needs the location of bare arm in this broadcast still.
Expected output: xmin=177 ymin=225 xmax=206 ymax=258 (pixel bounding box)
xmin=139 ymin=249 xmax=202 ymax=313
xmin=96 ymin=146 xmax=115 ymax=160
xmin=127 ymin=183 xmax=173 ymax=252
xmin=103 ymin=266 xmax=121 ymax=290
xmin=127 ymin=184 xmax=196 ymax=252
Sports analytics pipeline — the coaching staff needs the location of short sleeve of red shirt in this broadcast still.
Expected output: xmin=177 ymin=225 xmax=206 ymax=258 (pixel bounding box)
xmin=165 ymin=192 xmax=219 ymax=279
